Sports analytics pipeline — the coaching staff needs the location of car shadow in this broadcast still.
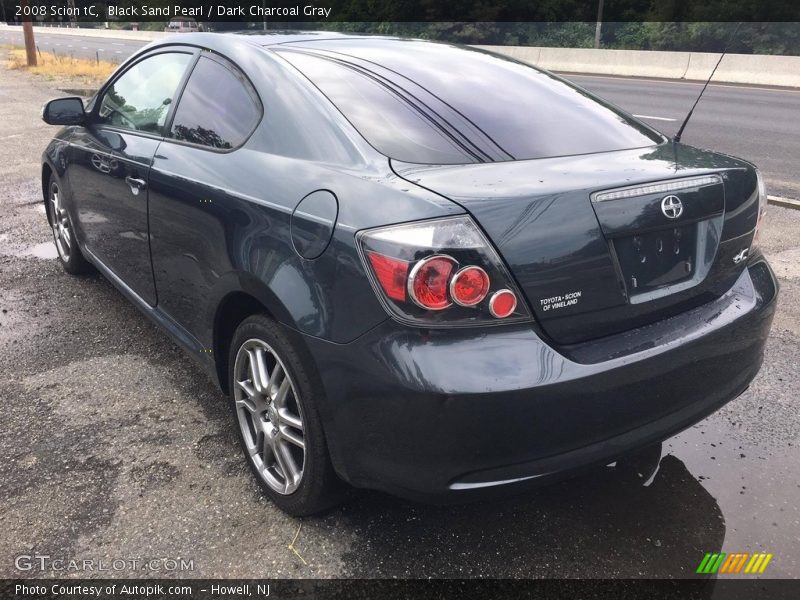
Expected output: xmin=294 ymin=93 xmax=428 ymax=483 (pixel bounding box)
xmin=35 ymin=271 xmax=723 ymax=583
xmin=325 ymin=453 xmax=724 ymax=579
xmin=175 ymin=326 xmax=725 ymax=581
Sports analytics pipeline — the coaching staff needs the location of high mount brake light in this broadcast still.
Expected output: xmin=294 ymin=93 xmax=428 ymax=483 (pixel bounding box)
xmin=592 ymin=175 xmax=722 ymax=203
xmin=358 ymin=216 xmax=531 ymax=326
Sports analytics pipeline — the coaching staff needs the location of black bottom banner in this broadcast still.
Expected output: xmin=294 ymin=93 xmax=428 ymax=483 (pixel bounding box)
xmin=2 ymin=579 xmax=800 ymax=600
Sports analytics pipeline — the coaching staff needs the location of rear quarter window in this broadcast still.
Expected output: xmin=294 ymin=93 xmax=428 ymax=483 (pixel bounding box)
xmin=169 ymin=56 xmax=261 ymax=150
xmin=278 ymin=50 xmax=478 ymax=164
xmin=278 ymin=42 xmax=664 ymax=165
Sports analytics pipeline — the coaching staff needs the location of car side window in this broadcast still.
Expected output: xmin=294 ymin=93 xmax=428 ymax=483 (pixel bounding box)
xmin=168 ymin=56 xmax=261 ymax=150
xmin=98 ymin=52 xmax=192 ymax=134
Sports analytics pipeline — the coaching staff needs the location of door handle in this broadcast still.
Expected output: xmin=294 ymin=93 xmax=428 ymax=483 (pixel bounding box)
xmin=125 ymin=176 xmax=146 ymax=195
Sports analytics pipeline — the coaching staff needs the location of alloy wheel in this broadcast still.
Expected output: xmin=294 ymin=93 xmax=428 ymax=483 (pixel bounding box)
xmin=49 ymin=181 xmax=72 ymax=261
xmin=233 ymin=339 xmax=306 ymax=495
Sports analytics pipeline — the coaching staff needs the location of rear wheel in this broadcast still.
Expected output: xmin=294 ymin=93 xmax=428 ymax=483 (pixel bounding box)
xmin=48 ymin=175 xmax=90 ymax=274
xmin=228 ymin=314 xmax=347 ymax=515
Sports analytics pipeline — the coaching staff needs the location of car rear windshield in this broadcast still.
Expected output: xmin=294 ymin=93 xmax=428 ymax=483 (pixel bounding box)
xmin=277 ymin=41 xmax=664 ymax=165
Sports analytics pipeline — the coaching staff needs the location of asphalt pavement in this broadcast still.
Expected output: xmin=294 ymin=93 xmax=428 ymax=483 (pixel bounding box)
xmin=0 ymin=48 xmax=798 ymax=579
xmin=0 ymin=27 xmax=145 ymax=63
xmin=567 ymin=73 xmax=800 ymax=199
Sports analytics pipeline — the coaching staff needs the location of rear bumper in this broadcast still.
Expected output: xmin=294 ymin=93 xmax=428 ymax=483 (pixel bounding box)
xmin=303 ymin=259 xmax=777 ymax=501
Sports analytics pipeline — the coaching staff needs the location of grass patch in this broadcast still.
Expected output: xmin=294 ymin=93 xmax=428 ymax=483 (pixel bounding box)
xmin=5 ymin=47 xmax=117 ymax=84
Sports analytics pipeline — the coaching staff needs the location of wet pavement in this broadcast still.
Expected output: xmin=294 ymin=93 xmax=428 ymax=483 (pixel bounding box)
xmin=0 ymin=65 xmax=798 ymax=579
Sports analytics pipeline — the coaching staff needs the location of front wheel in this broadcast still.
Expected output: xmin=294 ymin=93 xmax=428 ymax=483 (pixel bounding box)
xmin=228 ymin=314 xmax=347 ymax=515
xmin=48 ymin=175 xmax=91 ymax=274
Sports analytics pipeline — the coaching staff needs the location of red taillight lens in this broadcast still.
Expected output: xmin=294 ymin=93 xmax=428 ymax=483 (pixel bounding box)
xmin=489 ymin=289 xmax=517 ymax=318
xmin=450 ymin=266 xmax=490 ymax=306
xmin=358 ymin=216 xmax=531 ymax=325
xmin=409 ymin=255 xmax=456 ymax=310
xmin=367 ymin=252 xmax=409 ymax=302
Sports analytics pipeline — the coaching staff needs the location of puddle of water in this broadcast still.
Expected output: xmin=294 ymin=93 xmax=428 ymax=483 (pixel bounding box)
xmin=23 ymin=242 xmax=58 ymax=260
xmin=17 ymin=242 xmax=58 ymax=260
xmin=0 ymin=238 xmax=57 ymax=260
xmin=0 ymin=230 xmax=58 ymax=260
xmin=671 ymin=415 xmax=800 ymax=577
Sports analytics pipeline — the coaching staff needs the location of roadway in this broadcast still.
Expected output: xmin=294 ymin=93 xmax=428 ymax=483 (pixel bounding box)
xmin=568 ymin=73 xmax=800 ymax=199
xmin=1 ymin=27 xmax=798 ymax=198
xmin=0 ymin=27 xmax=146 ymax=62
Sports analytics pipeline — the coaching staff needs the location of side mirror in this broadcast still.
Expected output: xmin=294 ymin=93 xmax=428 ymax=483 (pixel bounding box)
xmin=42 ymin=97 xmax=86 ymax=126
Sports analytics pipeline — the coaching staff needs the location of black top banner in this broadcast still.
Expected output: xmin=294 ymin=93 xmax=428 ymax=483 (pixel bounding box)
xmin=3 ymin=0 xmax=800 ymax=23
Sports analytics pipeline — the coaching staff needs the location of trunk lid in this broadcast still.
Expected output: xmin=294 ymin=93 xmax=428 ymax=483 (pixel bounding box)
xmin=393 ymin=144 xmax=760 ymax=344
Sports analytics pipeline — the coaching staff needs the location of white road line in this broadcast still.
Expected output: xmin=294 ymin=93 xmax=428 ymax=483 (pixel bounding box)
xmin=111 ymin=42 xmax=125 ymax=46
xmin=115 ymin=50 xmax=122 ymax=54
xmin=633 ymin=114 xmax=677 ymax=122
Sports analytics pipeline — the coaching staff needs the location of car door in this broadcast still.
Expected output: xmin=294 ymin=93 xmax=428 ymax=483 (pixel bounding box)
xmin=67 ymin=50 xmax=195 ymax=306
xmin=147 ymin=52 xmax=264 ymax=338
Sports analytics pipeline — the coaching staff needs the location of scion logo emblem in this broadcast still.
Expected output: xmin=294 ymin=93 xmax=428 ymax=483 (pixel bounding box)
xmin=661 ymin=195 xmax=684 ymax=219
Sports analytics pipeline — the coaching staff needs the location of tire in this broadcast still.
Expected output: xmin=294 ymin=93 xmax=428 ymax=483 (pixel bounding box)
xmin=47 ymin=174 xmax=91 ymax=275
xmin=228 ymin=314 xmax=348 ymax=516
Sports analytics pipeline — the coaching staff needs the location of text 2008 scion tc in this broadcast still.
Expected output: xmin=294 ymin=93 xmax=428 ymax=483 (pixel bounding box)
xmin=41 ymin=33 xmax=777 ymax=515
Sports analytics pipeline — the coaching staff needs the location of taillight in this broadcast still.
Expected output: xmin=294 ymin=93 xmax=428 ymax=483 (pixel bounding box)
xmin=366 ymin=252 xmax=408 ymax=302
xmin=409 ymin=255 xmax=457 ymax=310
xmin=358 ymin=216 xmax=530 ymax=326
xmin=450 ymin=266 xmax=490 ymax=307
xmin=488 ymin=289 xmax=517 ymax=318
xmin=752 ymin=169 xmax=768 ymax=250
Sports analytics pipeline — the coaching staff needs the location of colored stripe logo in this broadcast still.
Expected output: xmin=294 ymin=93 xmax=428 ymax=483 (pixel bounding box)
xmin=697 ymin=552 xmax=773 ymax=574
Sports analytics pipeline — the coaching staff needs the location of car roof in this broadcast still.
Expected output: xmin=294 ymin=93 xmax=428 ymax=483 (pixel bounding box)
xmin=150 ymin=30 xmax=427 ymax=50
xmin=144 ymin=31 xmax=378 ymax=57
xmin=212 ymin=30 xmax=366 ymax=46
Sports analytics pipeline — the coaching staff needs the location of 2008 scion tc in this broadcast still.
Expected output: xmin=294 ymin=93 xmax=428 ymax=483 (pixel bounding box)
xmin=41 ymin=33 xmax=777 ymax=515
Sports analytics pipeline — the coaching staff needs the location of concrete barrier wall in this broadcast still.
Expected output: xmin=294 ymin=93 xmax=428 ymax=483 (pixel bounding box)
xmin=685 ymin=52 xmax=800 ymax=87
xmin=477 ymin=45 xmax=800 ymax=88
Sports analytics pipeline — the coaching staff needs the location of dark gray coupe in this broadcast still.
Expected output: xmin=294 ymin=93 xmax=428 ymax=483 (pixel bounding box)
xmin=41 ymin=32 xmax=777 ymax=515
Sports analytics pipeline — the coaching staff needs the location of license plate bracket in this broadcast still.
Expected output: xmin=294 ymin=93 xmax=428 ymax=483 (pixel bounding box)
xmin=613 ymin=224 xmax=697 ymax=297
